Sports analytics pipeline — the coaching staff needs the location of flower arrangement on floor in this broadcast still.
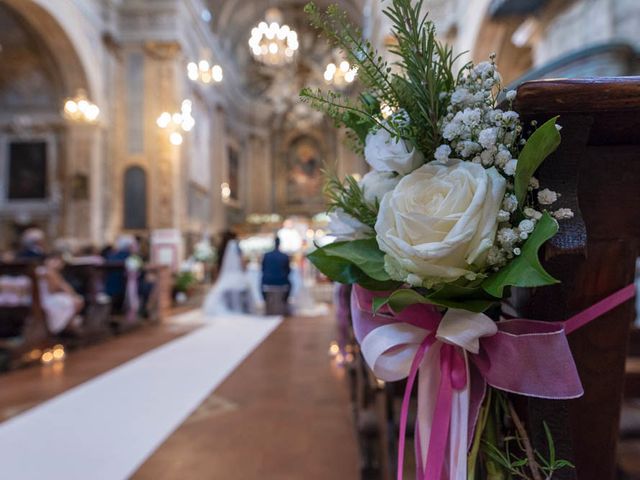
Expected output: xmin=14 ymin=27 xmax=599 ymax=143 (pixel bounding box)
xmin=297 ymin=1 xmax=640 ymax=479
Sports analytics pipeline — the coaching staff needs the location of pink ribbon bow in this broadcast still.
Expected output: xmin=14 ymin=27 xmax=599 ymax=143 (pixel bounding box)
xmin=350 ymin=283 xmax=636 ymax=480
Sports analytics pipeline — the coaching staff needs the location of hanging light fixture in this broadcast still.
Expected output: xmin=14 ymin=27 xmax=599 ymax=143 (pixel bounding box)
xmin=323 ymin=54 xmax=358 ymax=87
xmin=63 ymin=89 xmax=100 ymax=123
xmin=248 ymin=8 xmax=299 ymax=66
xmin=187 ymin=59 xmax=223 ymax=84
xmin=156 ymin=99 xmax=196 ymax=146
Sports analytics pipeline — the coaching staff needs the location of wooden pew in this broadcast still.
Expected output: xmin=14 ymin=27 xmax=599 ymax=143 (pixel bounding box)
xmin=0 ymin=262 xmax=52 ymax=370
xmin=511 ymin=76 xmax=640 ymax=480
xmin=62 ymin=262 xmax=112 ymax=343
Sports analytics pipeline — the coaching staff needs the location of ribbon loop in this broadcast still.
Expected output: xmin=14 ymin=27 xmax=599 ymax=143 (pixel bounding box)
xmin=350 ymin=283 xmax=636 ymax=480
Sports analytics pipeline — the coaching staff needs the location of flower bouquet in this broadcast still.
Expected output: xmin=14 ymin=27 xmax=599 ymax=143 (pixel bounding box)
xmin=301 ymin=1 xmax=636 ymax=479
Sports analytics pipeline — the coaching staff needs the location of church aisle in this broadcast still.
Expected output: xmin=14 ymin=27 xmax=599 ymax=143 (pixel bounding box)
xmin=0 ymin=315 xmax=281 ymax=480
xmin=133 ymin=313 xmax=359 ymax=480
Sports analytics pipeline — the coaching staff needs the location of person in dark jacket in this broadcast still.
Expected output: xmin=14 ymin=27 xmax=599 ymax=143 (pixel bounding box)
xmin=261 ymin=236 xmax=291 ymax=301
xmin=16 ymin=228 xmax=46 ymax=261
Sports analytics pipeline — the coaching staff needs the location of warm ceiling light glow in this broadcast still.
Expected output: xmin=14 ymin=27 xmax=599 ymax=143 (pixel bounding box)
xmin=249 ymin=8 xmax=298 ymax=66
xmin=323 ymin=56 xmax=357 ymax=88
xmin=63 ymin=89 xmax=100 ymax=124
xmin=188 ymin=60 xmax=223 ymax=85
xmin=169 ymin=132 xmax=183 ymax=146
xmin=157 ymin=99 xmax=195 ymax=146
xmin=221 ymin=182 xmax=231 ymax=200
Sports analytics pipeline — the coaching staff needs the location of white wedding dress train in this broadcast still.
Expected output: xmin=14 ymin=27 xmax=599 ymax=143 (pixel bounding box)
xmin=202 ymin=240 xmax=260 ymax=316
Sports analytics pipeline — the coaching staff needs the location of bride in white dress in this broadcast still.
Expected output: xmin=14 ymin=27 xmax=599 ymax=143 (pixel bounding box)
xmin=202 ymin=240 xmax=259 ymax=316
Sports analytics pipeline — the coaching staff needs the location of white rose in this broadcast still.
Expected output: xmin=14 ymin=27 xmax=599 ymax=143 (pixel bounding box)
xmin=360 ymin=171 xmax=400 ymax=206
xmin=364 ymin=128 xmax=423 ymax=175
xmin=375 ymin=161 xmax=506 ymax=286
xmin=327 ymin=209 xmax=372 ymax=241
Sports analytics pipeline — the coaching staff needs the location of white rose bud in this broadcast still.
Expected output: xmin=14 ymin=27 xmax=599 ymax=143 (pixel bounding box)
xmin=364 ymin=128 xmax=423 ymax=175
xmin=359 ymin=170 xmax=400 ymax=206
xmin=327 ymin=209 xmax=372 ymax=241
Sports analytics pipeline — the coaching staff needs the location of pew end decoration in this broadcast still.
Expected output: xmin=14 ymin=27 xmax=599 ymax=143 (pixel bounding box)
xmin=301 ymin=1 xmax=637 ymax=479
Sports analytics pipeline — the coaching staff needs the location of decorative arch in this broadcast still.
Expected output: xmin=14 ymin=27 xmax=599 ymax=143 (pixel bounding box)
xmin=123 ymin=166 xmax=147 ymax=230
xmin=0 ymin=0 xmax=95 ymax=100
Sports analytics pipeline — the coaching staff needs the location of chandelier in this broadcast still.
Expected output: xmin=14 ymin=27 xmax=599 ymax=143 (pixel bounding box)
xmin=187 ymin=60 xmax=223 ymax=84
xmin=156 ymin=99 xmax=195 ymax=146
xmin=323 ymin=58 xmax=357 ymax=87
xmin=248 ymin=8 xmax=299 ymax=66
xmin=63 ymin=89 xmax=100 ymax=123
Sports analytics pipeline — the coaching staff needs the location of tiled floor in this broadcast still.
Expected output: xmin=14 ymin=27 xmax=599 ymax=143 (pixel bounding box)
xmin=133 ymin=314 xmax=359 ymax=479
xmin=0 ymin=312 xmax=359 ymax=480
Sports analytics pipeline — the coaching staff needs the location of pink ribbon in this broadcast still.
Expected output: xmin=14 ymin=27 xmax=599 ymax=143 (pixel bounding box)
xmin=351 ymin=283 xmax=636 ymax=480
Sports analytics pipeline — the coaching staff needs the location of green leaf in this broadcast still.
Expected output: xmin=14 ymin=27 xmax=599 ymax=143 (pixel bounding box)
xmin=514 ymin=116 xmax=561 ymax=207
xmin=387 ymin=289 xmax=431 ymax=312
xmin=322 ymin=238 xmax=390 ymax=281
xmin=384 ymin=284 xmax=497 ymax=314
xmin=427 ymin=284 xmax=498 ymax=312
xmin=372 ymin=296 xmax=389 ymax=314
xmin=307 ymin=244 xmax=401 ymax=291
xmin=482 ymin=212 xmax=560 ymax=298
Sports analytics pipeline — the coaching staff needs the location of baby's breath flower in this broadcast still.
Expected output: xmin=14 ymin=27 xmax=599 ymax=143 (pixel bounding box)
xmin=502 ymin=194 xmax=518 ymax=213
xmin=518 ymin=219 xmax=535 ymax=234
xmin=552 ymin=208 xmax=574 ymax=220
xmin=523 ymin=207 xmax=542 ymax=220
xmin=503 ymin=159 xmax=518 ymax=176
xmin=538 ymin=188 xmax=559 ymax=205
xmin=506 ymin=90 xmax=517 ymax=102
xmin=434 ymin=144 xmax=451 ymax=163
xmin=497 ymin=210 xmax=511 ymax=222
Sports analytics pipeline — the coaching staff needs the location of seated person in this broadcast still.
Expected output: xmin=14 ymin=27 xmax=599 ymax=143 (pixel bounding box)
xmin=104 ymin=235 xmax=153 ymax=316
xmin=104 ymin=235 xmax=137 ymax=312
xmin=16 ymin=228 xmax=46 ymax=261
xmin=40 ymin=254 xmax=84 ymax=334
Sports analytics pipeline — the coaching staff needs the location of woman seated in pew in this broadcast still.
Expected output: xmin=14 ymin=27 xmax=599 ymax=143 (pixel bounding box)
xmin=39 ymin=254 xmax=85 ymax=335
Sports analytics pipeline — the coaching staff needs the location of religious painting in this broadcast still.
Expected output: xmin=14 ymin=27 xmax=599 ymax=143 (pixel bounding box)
xmin=286 ymin=135 xmax=323 ymax=207
xmin=227 ymin=145 xmax=239 ymax=202
xmin=7 ymin=141 xmax=47 ymax=200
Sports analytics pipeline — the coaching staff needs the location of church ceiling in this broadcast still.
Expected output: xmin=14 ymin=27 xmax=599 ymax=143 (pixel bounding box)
xmin=205 ymin=0 xmax=363 ymax=119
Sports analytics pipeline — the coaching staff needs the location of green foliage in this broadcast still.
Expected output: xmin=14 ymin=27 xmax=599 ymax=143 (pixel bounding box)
xmin=301 ymin=0 xmax=459 ymax=159
xmin=383 ymin=0 xmax=462 ymax=157
xmin=481 ymin=423 xmax=574 ymax=479
xmin=477 ymin=390 xmax=574 ymax=480
xmin=321 ymin=238 xmax=389 ymax=281
xmin=482 ymin=212 xmax=560 ymax=298
xmin=307 ymin=240 xmax=401 ymax=291
xmin=324 ymin=171 xmax=379 ymax=228
xmin=514 ymin=117 xmax=561 ymax=207
xmin=373 ymin=282 xmax=498 ymax=314
xmin=299 ymin=88 xmax=380 ymax=152
xmin=174 ymin=271 xmax=197 ymax=293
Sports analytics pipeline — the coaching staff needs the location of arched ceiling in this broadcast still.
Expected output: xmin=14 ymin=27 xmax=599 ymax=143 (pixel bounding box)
xmin=205 ymin=0 xmax=364 ymax=120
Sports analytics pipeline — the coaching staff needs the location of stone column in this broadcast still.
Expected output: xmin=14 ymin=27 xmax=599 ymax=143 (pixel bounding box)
xmin=210 ymin=105 xmax=227 ymax=234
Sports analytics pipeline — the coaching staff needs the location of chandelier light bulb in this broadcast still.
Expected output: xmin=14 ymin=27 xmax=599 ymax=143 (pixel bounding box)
xmin=249 ymin=10 xmax=298 ymax=65
xmin=62 ymin=90 xmax=100 ymax=123
xmin=340 ymin=61 xmax=350 ymax=73
xmin=211 ymin=65 xmax=223 ymax=82
xmin=156 ymin=112 xmax=171 ymax=128
xmin=64 ymin=100 xmax=78 ymax=114
xmin=169 ymin=132 xmax=183 ymax=146
xmin=198 ymin=60 xmax=210 ymax=72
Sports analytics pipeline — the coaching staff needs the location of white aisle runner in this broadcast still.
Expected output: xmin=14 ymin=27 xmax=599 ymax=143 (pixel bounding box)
xmin=0 ymin=314 xmax=282 ymax=480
